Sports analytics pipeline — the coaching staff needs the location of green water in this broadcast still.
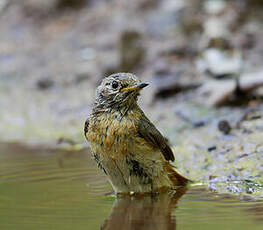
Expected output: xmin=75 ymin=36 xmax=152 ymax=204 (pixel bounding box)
xmin=0 ymin=144 xmax=262 ymax=230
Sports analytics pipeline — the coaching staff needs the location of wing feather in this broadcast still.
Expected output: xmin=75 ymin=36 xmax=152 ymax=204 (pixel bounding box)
xmin=138 ymin=115 xmax=175 ymax=161
xmin=84 ymin=118 xmax=89 ymax=139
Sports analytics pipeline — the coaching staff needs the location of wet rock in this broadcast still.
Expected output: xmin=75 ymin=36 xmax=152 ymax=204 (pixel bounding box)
xmin=209 ymin=179 xmax=263 ymax=197
xmin=218 ymin=120 xmax=231 ymax=134
xmin=119 ymin=31 xmax=145 ymax=72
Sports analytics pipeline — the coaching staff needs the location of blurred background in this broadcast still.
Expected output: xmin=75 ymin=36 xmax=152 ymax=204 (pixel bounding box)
xmin=0 ymin=0 xmax=263 ymax=192
xmin=1 ymin=1 xmax=263 ymax=229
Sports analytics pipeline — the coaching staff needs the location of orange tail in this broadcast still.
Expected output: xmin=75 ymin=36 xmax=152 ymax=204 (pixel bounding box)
xmin=165 ymin=163 xmax=189 ymax=186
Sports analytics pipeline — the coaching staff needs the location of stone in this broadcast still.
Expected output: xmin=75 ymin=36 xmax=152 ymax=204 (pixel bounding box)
xmin=199 ymin=48 xmax=242 ymax=77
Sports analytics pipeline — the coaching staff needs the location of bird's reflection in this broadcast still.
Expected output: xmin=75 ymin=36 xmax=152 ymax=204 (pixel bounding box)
xmin=101 ymin=187 xmax=187 ymax=230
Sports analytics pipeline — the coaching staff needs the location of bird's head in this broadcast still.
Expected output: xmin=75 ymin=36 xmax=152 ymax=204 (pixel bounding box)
xmin=95 ymin=73 xmax=148 ymax=109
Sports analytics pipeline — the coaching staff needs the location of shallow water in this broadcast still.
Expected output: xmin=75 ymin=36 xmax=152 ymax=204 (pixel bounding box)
xmin=0 ymin=143 xmax=262 ymax=230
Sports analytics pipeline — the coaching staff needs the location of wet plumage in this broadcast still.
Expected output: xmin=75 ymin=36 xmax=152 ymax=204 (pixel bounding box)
xmin=85 ymin=73 xmax=188 ymax=193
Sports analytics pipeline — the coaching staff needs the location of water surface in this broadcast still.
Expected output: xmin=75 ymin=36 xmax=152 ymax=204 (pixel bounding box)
xmin=0 ymin=143 xmax=262 ymax=230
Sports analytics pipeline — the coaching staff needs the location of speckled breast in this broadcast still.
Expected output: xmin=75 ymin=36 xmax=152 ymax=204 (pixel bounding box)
xmin=87 ymin=109 xmax=144 ymax=158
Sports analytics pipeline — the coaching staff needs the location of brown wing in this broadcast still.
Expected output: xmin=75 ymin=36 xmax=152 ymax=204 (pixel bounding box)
xmin=138 ymin=114 xmax=175 ymax=161
xmin=84 ymin=118 xmax=89 ymax=139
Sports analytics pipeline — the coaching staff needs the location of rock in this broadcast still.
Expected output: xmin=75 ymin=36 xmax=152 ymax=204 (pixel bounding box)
xmin=198 ymin=48 xmax=242 ymax=78
xmin=239 ymin=71 xmax=263 ymax=91
xmin=207 ymin=146 xmax=217 ymax=152
xmin=197 ymin=70 xmax=263 ymax=106
xmin=218 ymin=120 xmax=231 ymax=134
xmin=197 ymin=79 xmax=236 ymax=106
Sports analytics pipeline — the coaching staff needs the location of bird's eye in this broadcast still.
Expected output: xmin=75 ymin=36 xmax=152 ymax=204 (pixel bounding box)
xmin=111 ymin=81 xmax=119 ymax=89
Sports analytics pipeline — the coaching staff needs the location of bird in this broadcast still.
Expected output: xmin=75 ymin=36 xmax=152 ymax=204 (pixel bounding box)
xmin=84 ymin=73 xmax=188 ymax=194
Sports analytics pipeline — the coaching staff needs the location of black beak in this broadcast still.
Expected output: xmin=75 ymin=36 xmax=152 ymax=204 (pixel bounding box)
xmin=138 ymin=83 xmax=149 ymax=89
xmin=120 ymin=82 xmax=149 ymax=92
